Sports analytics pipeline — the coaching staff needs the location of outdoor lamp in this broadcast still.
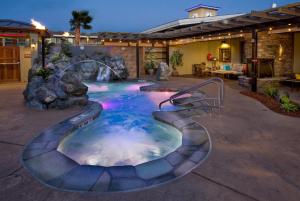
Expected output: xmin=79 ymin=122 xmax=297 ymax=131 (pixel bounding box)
xmin=220 ymin=41 xmax=230 ymax=49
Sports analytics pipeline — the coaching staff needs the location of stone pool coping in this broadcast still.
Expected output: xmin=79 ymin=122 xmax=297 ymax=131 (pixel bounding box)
xmin=21 ymin=85 xmax=212 ymax=193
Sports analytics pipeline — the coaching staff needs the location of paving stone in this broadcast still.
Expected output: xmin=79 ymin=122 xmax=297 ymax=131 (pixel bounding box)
xmin=173 ymin=160 xmax=197 ymax=176
xmin=177 ymin=145 xmax=201 ymax=156
xmin=48 ymin=165 xmax=104 ymax=191
xmin=24 ymin=150 xmax=78 ymax=181
xmin=46 ymin=141 xmax=59 ymax=149
xmin=182 ymin=122 xmax=204 ymax=130
xmin=91 ymin=171 xmax=111 ymax=192
xmin=182 ymin=131 xmax=208 ymax=146
xmin=152 ymin=111 xmax=182 ymax=124
xmin=189 ymin=151 xmax=208 ymax=163
xmin=166 ymin=151 xmax=186 ymax=166
xmin=109 ymin=178 xmax=146 ymax=192
xmin=108 ymin=166 xmax=136 ymax=178
xmin=172 ymin=118 xmax=195 ymax=129
xmin=135 ymin=159 xmax=173 ymax=180
xmin=27 ymin=142 xmax=48 ymax=149
xmin=23 ymin=148 xmax=54 ymax=160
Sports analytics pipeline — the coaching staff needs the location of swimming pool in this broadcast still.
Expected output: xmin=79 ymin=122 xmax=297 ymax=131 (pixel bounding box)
xmin=22 ymin=80 xmax=211 ymax=192
xmin=57 ymin=81 xmax=182 ymax=167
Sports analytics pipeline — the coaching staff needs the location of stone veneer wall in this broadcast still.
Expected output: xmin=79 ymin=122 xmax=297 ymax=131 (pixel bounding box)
xmin=244 ymin=31 xmax=294 ymax=77
xmin=108 ymin=46 xmax=137 ymax=78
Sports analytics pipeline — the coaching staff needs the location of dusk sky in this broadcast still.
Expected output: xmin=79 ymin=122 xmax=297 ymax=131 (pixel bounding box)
xmin=0 ymin=0 xmax=296 ymax=32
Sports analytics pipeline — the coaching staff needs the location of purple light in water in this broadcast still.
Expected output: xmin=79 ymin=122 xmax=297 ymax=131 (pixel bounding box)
xmin=101 ymin=101 xmax=121 ymax=110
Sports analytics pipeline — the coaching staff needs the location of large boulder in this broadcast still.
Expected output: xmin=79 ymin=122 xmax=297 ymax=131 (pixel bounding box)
xmin=36 ymin=87 xmax=57 ymax=104
xmin=97 ymin=56 xmax=129 ymax=81
xmin=156 ymin=62 xmax=172 ymax=81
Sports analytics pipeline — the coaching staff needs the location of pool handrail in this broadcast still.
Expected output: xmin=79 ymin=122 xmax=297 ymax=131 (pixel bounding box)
xmin=159 ymin=77 xmax=224 ymax=111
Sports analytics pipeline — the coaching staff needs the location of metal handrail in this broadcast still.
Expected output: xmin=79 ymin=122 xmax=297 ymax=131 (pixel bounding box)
xmin=159 ymin=77 xmax=224 ymax=111
xmin=63 ymin=59 xmax=122 ymax=80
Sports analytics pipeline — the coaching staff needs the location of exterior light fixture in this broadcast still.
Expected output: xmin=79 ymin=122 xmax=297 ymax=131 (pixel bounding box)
xmin=109 ymin=38 xmax=112 ymax=42
xmin=220 ymin=41 xmax=230 ymax=49
xmin=269 ymin=27 xmax=273 ymax=31
xmin=119 ymin=40 xmax=122 ymax=43
xmin=288 ymin=28 xmax=292 ymax=32
xmin=288 ymin=23 xmax=292 ymax=26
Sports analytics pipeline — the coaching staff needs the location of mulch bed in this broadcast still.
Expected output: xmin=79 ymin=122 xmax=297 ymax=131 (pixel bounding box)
xmin=241 ymin=91 xmax=300 ymax=118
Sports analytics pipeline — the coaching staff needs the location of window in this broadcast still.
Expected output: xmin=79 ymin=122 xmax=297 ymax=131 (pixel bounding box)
xmin=4 ymin=38 xmax=17 ymax=46
xmin=192 ymin=13 xmax=198 ymax=18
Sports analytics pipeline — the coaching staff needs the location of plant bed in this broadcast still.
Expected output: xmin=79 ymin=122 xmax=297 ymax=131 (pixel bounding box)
xmin=241 ymin=91 xmax=300 ymax=118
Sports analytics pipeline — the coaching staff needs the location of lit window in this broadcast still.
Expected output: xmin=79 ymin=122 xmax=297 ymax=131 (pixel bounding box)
xmin=192 ymin=13 xmax=198 ymax=18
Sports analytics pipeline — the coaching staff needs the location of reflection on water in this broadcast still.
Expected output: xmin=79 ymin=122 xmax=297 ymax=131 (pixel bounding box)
xmin=58 ymin=82 xmax=182 ymax=167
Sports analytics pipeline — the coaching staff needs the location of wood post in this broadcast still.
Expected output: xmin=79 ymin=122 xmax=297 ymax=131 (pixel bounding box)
xmin=166 ymin=41 xmax=170 ymax=66
xmin=42 ymin=36 xmax=45 ymax=68
xmin=136 ymin=43 xmax=140 ymax=78
xmin=251 ymin=29 xmax=258 ymax=92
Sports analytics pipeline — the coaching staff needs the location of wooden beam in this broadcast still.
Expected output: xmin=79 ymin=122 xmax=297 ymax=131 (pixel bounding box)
xmin=235 ymin=16 xmax=262 ymax=24
xmin=278 ymin=7 xmax=300 ymax=16
xmin=251 ymin=11 xmax=284 ymax=20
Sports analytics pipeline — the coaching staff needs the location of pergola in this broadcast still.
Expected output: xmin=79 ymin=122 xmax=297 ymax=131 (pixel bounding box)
xmin=97 ymin=2 xmax=300 ymax=92
xmin=98 ymin=2 xmax=300 ymax=42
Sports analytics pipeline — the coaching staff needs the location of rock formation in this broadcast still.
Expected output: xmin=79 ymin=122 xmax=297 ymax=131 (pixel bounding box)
xmin=156 ymin=62 xmax=172 ymax=81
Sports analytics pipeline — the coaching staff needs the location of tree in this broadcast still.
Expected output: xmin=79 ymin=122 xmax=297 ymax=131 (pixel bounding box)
xmin=69 ymin=10 xmax=93 ymax=45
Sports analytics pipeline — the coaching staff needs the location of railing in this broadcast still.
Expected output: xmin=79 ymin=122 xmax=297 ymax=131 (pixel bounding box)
xmin=159 ymin=77 xmax=224 ymax=111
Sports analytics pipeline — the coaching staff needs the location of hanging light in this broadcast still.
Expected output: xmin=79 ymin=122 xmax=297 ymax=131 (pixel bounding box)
xmin=220 ymin=41 xmax=230 ymax=49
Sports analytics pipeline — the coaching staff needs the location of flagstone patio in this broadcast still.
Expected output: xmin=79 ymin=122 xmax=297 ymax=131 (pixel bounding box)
xmin=0 ymin=78 xmax=300 ymax=201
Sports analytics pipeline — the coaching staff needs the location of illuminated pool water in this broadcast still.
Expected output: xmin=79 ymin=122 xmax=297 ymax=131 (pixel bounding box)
xmin=57 ymin=81 xmax=183 ymax=167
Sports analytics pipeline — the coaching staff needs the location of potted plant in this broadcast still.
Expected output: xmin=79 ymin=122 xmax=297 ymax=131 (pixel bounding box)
xmin=170 ymin=50 xmax=183 ymax=76
xmin=144 ymin=48 xmax=157 ymax=75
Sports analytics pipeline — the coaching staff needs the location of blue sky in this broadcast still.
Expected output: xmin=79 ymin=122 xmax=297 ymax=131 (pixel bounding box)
xmin=0 ymin=0 xmax=296 ymax=32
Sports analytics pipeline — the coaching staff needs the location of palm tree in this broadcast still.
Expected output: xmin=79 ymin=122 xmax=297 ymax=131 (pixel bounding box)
xmin=69 ymin=10 xmax=93 ymax=45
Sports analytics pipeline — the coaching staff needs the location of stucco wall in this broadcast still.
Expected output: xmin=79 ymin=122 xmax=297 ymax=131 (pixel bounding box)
xmin=294 ymin=32 xmax=300 ymax=73
xmin=20 ymin=47 xmax=37 ymax=82
xmin=170 ymin=38 xmax=241 ymax=75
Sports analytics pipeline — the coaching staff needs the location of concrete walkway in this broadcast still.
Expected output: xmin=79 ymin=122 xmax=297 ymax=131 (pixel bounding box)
xmin=1 ymin=79 xmax=300 ymax=201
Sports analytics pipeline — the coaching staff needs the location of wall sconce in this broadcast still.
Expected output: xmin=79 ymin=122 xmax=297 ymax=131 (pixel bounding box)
xmin=31 ymin=44 xmax=36 ymax=49
xmin=279 ymin=44 xmax=283 ymax=60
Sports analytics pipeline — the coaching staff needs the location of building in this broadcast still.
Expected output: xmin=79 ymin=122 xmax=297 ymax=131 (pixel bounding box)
xmin=0 ymin=19 xmax=46 ymax=82
xmin=20 ymin=2 xmax=300 ymax=92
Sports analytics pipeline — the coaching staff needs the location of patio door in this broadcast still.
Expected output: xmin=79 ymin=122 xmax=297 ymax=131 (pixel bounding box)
xmin=0 ymin=46 xmax=20 ymax=82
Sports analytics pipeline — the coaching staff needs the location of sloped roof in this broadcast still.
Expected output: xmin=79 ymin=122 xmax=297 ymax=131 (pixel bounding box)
xmin=186 ymin=4 xmax=220 ymax=12
xmin=142 ymin=14 xmax=244 ymax=34
xmin=0 ymin=19 xmax=35 ymax=29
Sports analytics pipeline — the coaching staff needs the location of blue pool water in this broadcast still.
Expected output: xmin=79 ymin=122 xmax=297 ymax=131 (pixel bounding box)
xmin=57 ymin=81 xmax=182 ymax=167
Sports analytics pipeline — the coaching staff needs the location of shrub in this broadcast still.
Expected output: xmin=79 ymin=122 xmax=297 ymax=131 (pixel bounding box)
xmin=263 ymin=85 xmax=278 ymax=98
xmin=280 ymin=95 xmax=299 ymax=112
xmin=36 ymin=68 xmax=52 ymax=80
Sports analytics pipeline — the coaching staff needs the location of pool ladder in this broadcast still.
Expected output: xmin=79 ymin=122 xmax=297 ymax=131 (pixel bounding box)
xmin=159 ymin=77 xmax=224 ymax=112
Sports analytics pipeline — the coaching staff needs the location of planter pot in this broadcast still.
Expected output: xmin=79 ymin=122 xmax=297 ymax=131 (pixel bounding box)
xmin=148 ymin=69 xmax=154 ymax=76
xmin=172 ymin=70 xmax=179 ymax=77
